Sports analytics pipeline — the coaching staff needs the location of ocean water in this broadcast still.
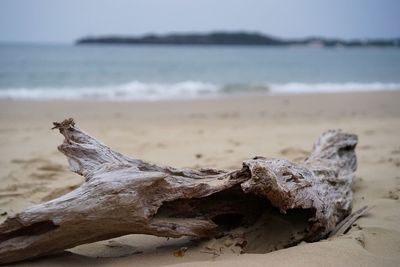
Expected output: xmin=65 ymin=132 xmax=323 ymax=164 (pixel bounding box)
xmin=0 ymin=44 xmax=399 ymax=100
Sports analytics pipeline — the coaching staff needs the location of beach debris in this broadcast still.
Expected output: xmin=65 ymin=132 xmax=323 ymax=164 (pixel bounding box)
xmin=328 ymin=205 xmax=371 ymax=238
xmin=173 ymin=246 xmax=188 ymax=257
xmin=0 ymin=118 xmax=358 ymax=264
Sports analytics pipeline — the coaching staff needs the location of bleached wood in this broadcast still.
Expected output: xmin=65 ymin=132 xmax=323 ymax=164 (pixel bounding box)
xmin=0 ymin=119 xmax=357 ymax=264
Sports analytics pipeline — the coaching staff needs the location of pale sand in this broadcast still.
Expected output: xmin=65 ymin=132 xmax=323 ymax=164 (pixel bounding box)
xmin=0 ymin=91 xmax=399 ymax=266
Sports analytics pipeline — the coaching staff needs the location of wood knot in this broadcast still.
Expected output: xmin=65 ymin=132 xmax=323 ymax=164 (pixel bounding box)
xmin=52 ymin=118 xmax=75 ymax=131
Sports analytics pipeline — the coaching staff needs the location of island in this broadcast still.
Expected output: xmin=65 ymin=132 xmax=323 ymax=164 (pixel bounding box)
xmin=76 ymin=31 xmax=400 ymax=47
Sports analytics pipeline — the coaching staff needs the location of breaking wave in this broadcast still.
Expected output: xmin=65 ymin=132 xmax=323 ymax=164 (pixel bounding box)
xmin=0 ymin=81 xmax=399 ymax=101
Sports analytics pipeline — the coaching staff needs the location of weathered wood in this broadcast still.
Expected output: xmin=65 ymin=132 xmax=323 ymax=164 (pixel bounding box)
xmin=0 ymin=119 xmax=358 ymax=264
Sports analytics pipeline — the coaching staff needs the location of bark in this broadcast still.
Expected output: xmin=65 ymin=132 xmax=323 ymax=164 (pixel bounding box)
xmin=0 ymin=118 xmax=358 ymax=264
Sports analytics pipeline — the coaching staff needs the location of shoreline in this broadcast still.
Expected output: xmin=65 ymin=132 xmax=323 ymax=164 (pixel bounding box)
xmin=1 ymin=90 xmax=400 ymax=120
xmin=1 ymin=84 xmax=399 ymax=102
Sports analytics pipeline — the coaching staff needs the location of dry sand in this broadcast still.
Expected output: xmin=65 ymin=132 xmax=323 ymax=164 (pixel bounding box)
xmin=0 ymin=91 xmax=399 ymax=266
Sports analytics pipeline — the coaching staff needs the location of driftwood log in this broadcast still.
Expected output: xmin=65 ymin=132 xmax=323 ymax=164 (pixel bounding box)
xmin=0 ymin=119 xmax=357 ymax=264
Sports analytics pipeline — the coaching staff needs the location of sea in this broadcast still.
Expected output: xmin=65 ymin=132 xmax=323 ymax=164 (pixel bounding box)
xmin=1 ymin=44 xmax=399 ymax=101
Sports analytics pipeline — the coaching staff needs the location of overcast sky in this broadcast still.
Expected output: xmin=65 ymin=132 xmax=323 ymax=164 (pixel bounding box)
xmin=0 ymin=0 xmax=399 ymax=43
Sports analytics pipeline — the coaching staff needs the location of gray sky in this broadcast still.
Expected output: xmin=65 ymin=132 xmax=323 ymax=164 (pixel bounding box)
xmin=0 ymin=0 xmax=399 ymax=43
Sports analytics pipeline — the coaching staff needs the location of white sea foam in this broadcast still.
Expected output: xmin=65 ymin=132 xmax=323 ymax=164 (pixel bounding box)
xmin=0 ymin=81 xmax=399 ymax=101
xmin=0 ymin=81 xmax=219 ymax=101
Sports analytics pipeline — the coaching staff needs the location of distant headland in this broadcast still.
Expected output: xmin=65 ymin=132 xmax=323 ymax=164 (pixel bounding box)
xmin=76 ymin=31 xmax=400 ymax=47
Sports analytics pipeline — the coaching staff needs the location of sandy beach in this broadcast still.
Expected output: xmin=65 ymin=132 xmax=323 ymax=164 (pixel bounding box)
xmin=0 ymin=91 xmax=399 ymax=266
